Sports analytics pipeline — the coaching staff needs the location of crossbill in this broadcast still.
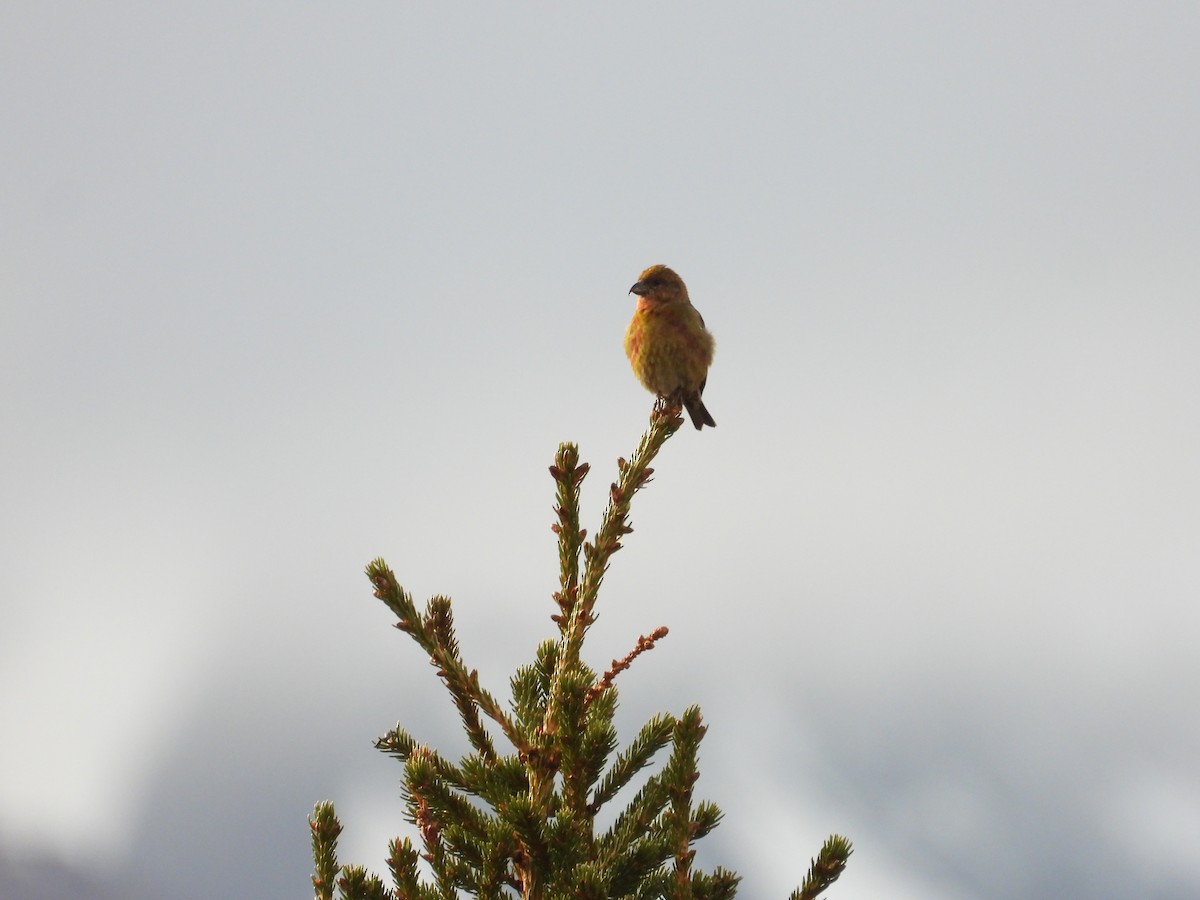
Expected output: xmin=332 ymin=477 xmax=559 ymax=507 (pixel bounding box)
xmin=624 ymin=265 xmax=716 ymax=430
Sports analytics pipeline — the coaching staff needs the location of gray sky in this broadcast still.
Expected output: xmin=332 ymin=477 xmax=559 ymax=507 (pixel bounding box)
xmin=3 ymin=3 xmax=1199 ymax=899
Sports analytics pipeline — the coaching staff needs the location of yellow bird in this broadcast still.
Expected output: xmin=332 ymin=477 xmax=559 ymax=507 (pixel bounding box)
xmin=624 ymin=265 xmax=716 ymax=430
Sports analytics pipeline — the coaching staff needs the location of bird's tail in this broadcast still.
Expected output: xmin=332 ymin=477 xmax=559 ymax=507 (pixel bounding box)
xmin=683 ymin=393 xmax=716 ymax=430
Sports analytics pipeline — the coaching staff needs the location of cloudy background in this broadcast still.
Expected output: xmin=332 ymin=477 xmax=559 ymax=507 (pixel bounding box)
xmin=3 ymin=3 xmax=1198 ymax=898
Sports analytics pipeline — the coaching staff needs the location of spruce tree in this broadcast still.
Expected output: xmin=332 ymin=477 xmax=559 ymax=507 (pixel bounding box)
xmin=310 ymin=400 xmax=851 ymax=900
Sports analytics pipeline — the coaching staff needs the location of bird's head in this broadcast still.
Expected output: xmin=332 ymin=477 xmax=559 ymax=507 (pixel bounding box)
xmin=629 ymin=265 xmax=688 ymax=304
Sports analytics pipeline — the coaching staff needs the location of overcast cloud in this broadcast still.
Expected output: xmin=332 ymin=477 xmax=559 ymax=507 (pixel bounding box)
xmin=3 ymin=3 xmax=1199 ymax=899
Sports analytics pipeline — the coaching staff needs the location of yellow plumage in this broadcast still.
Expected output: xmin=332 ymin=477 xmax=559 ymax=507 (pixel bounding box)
xmin=624 ymin=265 xmax=716 ymax=430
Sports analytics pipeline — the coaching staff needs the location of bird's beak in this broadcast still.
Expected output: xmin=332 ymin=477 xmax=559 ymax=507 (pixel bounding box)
xmin=629 ymin=281 xmax=648 ymax=296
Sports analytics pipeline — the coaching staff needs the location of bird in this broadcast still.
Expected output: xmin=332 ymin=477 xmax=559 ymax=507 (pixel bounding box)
xmin=624 ymin=264 xmax=716 ymax=430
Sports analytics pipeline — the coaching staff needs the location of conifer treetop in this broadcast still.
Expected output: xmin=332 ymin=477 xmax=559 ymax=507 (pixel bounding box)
xmin=310 ymin=398 xmax=851 ymax=900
